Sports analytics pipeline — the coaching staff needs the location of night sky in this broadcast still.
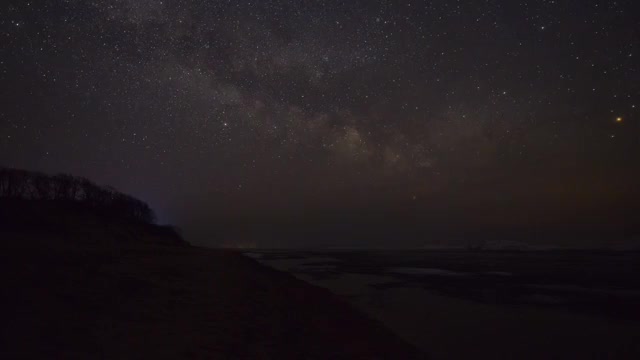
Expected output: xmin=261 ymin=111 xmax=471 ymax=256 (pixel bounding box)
xmin=2 ymin=1 xmax=639 ymax=248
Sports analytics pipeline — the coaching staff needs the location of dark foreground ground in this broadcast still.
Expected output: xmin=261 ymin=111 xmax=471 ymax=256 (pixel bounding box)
xmin=251 ymin=250 xmax=640 ymax=359
xmin=0 ymin=231 xmax=424 ymax=359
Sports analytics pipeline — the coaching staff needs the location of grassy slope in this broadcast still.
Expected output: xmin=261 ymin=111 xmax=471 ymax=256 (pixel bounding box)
xmin=0 ymin=214 xmax=424 ymax=359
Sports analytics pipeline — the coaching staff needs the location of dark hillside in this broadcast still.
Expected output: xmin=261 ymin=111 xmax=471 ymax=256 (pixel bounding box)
xmin=0 ymin=204 xmax=424 ymax=359
xmin=1 ymin=199 xmax=185 ymax=246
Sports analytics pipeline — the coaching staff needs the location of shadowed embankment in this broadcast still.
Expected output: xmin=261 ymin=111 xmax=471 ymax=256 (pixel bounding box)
xmin=0 ymin=202 xmax=425 ymax=359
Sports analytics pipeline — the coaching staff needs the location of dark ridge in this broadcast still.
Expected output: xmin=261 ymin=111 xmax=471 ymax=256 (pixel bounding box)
xmin=0 ymin=223 xmax=425 ymax=359
xmin=1 ymin=166 xmax=186 ymax=246
xmin=0 ymin=166 xmax=156 ymax=225
xmin=0 ymin=168 xmax=425 ymax=359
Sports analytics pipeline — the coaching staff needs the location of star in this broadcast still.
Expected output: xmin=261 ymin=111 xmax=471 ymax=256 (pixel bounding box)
xmin=1 ymin=0 xmax=638 ymax=249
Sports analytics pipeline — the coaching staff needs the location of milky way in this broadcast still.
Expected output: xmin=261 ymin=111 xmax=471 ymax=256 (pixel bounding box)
xmin=1 ymin=1 xmax=639 ymax=247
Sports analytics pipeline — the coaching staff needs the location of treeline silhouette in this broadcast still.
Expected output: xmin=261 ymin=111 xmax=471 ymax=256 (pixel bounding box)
xmin=0 ymin=167 xmax=155 ymax=224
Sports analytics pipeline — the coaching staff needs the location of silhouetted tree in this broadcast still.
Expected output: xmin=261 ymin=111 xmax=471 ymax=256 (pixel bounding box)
xmin=0 ymin=167 xmax=156 ymax=224
xmin=0 ymin=168 xmax=29 ymax=198
xmin=31 ymin=172 xmax=53 ymax=200
xmin=52 ymin=174 xmax=78 ymax=201
xmin=0 ymin=167 xmax=8 ymax=197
